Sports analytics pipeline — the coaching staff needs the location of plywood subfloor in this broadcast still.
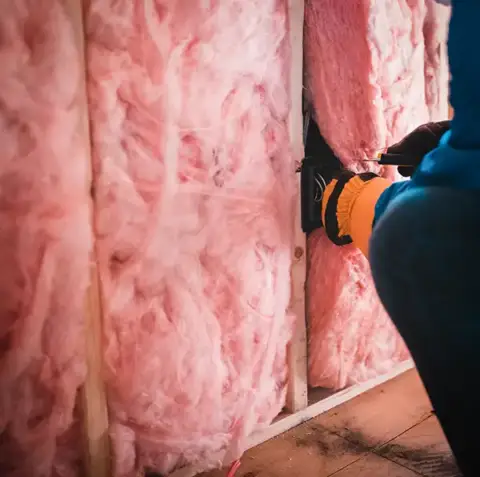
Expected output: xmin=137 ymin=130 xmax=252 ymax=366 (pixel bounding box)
xmin=200 ymin=369 xmax=461 ymax=477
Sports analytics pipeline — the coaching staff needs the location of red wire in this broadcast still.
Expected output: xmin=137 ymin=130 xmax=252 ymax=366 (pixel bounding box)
xmin=226 ymin=459 xmax=241 ymax=477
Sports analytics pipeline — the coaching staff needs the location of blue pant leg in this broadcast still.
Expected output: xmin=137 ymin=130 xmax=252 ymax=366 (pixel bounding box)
xmin=370 ymin=187 xmax=480 ymax=477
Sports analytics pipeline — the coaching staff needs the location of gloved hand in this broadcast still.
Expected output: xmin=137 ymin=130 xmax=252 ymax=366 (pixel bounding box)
xmin=385 ymin=120 xmax=451 ymax=177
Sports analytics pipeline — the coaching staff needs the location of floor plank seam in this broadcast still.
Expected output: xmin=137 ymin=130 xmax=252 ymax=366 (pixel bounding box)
xmin=373 ymin=415 xmax=461 ymax=477
xmin=323 ymin=412 xmax=434 ymax=476
xmin=373 ymin=452 xmax=425 ymax=476
xmin=371 ymin=412 xmax=434 ymax=453
xmin=324 ymin=454 xmax=367 ymax=477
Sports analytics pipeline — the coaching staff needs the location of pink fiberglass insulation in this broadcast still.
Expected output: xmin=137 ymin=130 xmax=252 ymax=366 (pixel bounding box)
xmin=85 ymin=1 xmax=295 ymax=475
xmin=305 ymin=0 xmax=450 ymax=389
xmin=0 ymin=2 xmax=91 ymax=476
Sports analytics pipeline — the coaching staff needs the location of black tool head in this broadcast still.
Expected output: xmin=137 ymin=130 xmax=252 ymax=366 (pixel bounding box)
xmin=300 ymin=116 xmax=345 ymax=235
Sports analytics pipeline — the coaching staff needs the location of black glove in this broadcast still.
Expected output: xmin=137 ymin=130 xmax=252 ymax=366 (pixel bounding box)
xmin=385 ymin=120 xmax=451 ymax=177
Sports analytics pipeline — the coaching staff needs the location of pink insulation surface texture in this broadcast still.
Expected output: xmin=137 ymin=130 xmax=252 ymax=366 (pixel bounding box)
xmin=0 ymin=2 xmax=91 ymax=476
xmin=305 ymin=0 xmax=450 ymax=389
xmin=86 ymin=1 xmax=296 ymax=475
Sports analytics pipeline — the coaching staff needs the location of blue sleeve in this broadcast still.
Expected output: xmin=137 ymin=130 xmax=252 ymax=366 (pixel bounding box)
xmin=374 ymin=0 xmax=480 ymax=222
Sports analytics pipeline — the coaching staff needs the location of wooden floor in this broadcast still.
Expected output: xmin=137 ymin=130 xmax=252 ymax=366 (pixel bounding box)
xmin=201 ymin=369 xmax=461 ymax=477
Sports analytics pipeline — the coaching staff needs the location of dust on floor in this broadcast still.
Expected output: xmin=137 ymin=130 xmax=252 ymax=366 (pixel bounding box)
xmin=200 ymin=369 xmax=461 ymax=476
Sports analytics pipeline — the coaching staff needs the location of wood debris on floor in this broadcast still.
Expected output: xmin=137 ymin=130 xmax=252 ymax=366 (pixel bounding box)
xmin=200 ymin=369 xmax=461 ymax=477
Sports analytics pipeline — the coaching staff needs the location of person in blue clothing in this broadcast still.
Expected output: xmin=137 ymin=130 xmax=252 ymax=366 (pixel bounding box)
xmin=315 ymin=1 xmax=479 ymax=475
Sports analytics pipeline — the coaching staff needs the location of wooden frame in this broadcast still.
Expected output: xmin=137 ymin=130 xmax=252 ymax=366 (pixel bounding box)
xmin=285 ymin=0 xmax=309 ymax=415
xmin=67 ymin=2 xmax=111 ymax=476
xmin=71 ymin=0 xmax=417 ymax=475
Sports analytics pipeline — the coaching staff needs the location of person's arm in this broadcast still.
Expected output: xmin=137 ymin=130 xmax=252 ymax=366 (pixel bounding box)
xmin=320 ymin=119 xmax=452 ymax=257
xmin=375 ymin=0 xmax=480 ymax=219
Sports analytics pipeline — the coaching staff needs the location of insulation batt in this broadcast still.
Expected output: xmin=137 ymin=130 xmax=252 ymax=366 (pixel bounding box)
xmin=305 ymin=0 xmax=451 ymax=389
xmin=85 ymin=0 xmax=295 ymax=475
xmin=0 ymin=2 xmax=92 ymax=476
